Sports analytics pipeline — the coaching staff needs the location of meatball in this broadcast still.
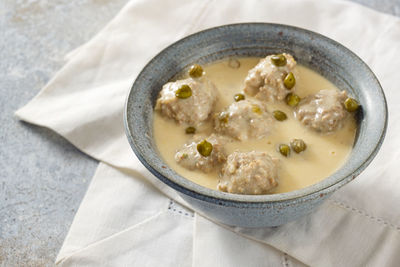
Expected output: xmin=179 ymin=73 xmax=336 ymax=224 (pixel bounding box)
xmin=244 ymin=53 xmax=297 ymax=102
xmin=155 ymin=77 xmax=217 ymax=124
xmin=218 ymin=151 xmax=279 ymax=195
xmin=214 ymin=99 xmax=274 ymax=141
xmin=175 ymin=134 xmax=226 ymax=173
xmin=295 ymin=89 xmax=348 ymax=133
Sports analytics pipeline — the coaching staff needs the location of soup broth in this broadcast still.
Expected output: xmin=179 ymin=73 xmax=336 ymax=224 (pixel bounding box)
xmin=153 ymin=57 xmax=356 ymax=193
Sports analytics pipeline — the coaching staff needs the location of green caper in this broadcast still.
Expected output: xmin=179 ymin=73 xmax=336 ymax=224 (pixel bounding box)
xmin=273 ymin=110 xmax=287 ymax=121
xmin=175 ymin=84 xmax=192 ymax=99
xmin=283 ymin=72 xmax=296 ymax=89
xmin=189 ymin=64 xmax=204 ymax=78
xmin=271 ymin=54 xmax=287 ymax=67
xmin=286 ymin=93 xmax=301 ymax=107
xmin=181 ymin=153 xmax=188 ymax=159
xmin=185 ymin=126 xmax=196 ymax=134
xmin=290 ymin=139 xmax=307 ymax=153
xmin=218 ymin=112 xmax=229 ymax=124
xmin=278 ymin=144 xmax=290 ymax=157
xmin=252 ymin=104 xmax=262 ymax=114
xmin=197 ymin=140 xmax=213 ymax=157
xmin=234 ymin=93 xmax=245 ymax=102
xmin=344 ymin=97 xmax=359 ymax=112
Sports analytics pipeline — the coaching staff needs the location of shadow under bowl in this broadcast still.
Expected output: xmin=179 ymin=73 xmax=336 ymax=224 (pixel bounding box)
xmin=124 ymin=23 xmax=387 ymax=228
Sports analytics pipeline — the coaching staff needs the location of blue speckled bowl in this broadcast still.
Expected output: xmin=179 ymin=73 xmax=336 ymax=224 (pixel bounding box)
xmin=124 ymin=23 xmax=387 ymax=228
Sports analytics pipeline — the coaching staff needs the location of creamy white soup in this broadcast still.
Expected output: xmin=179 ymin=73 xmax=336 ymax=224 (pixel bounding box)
xmin=153 ymin=57 xmax=357 ymax=194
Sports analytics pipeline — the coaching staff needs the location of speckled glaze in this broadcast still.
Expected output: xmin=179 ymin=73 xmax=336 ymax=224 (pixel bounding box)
xmin=124 ymin=23 xmax=387 ymax=227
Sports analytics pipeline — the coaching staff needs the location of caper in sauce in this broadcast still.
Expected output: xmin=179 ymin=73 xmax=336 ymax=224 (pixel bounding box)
xmin=286 ymin=93 xmax=301 ymax=107
xmin=290 ymin=139 xmax=307 ymax=153
xmin=175 ymin=84 xmax=192 ymax=99
xmin=234 ymin=93 xmax=245 ymax=102
xmin=278 ymin=144 xmax=290 ymax=157
xmin=185 ymin=126 xmax=196 ymax=134
xmin=273 ymin=110 xmax=287 ymax=121
xmin=197 ymin=140 xmax=213 ymax=157
xmin=189 ymin=64 xmax=204 ymax=78
xmin=344 ymin=97 xmax=359 ymax=112
xmin=283 ymin=72 xmax=296 ymax=89
xmin=271 ymin=54 xmax=287 ymax=67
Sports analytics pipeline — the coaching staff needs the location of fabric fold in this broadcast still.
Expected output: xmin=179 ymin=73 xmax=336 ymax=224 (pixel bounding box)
xmin=55 ymin=163 xmax=170 ymax=262
xmin=59 ymin=208 xmax=193 ymax=266
xmin=193 ymin=214 xmax=307 ymax=267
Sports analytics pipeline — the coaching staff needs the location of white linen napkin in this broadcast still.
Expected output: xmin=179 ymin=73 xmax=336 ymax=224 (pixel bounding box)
xmin=16 ymin=0 xmax=400 ymax=265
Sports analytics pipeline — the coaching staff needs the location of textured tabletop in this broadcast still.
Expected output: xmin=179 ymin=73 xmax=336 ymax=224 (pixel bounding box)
xmin=0 ymin=0 xmax=399 ymax=266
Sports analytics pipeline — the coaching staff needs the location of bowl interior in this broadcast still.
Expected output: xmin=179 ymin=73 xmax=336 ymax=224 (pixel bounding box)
xmin=124 ymin=23 xmax=387 ymax=204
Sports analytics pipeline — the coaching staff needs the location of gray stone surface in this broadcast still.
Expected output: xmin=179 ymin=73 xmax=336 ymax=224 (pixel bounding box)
xmin=0 ymin=0 xmax=398 ymax=266
xmin=0 ymin=0 xmax=128 ymax=266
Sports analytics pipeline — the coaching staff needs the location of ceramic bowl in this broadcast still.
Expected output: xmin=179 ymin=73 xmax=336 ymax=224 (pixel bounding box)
xmin=124 ymin=23 xmax=387 ymax=227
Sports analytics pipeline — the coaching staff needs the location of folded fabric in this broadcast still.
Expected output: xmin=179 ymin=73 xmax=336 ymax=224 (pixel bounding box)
xmin=16 ymin=0 xmax=400 ymax=265
xmin=55 ymin=162 xmax=304 ymax=266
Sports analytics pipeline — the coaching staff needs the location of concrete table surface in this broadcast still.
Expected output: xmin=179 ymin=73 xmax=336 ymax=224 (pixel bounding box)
xmin=0 ymin=0 xmax=399 ymax=266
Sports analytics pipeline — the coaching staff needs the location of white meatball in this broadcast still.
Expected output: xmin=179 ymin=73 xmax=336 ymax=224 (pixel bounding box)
xmin=214 ymin=99 xmax=274 ymax=141
xmin=244 ymin=53 xmax=297 ymax=102
xmin=175 ymin=134 xmax=226 ymax=173
xmin=218 ymin=151 xmax=279 ymax=195
xmin=155 ymin=77 xmax=217 ymax=124
xmin=295 ymin=89 xmax=348 ymax=133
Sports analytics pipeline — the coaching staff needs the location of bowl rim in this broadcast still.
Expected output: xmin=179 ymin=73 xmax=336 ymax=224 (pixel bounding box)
xmin=124 ymin=22 xmax=388 ymax=205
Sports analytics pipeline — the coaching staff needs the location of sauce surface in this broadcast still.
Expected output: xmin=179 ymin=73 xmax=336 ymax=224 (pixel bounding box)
xmin=153 ymin=57 xmax=356 ymax=193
